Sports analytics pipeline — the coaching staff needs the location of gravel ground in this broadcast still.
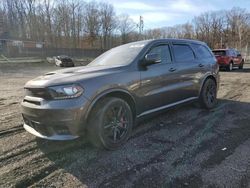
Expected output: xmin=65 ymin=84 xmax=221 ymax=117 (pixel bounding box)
xmin=0 ymin=62 xmax=250 ymax=188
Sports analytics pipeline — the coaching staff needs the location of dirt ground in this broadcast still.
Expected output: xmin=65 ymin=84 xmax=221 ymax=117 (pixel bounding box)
xmin=0 ymin=62 xmax=250 ymax=188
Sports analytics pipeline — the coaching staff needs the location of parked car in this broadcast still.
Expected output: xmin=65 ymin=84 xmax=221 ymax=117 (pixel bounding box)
xmin=212 ymin=49 xmax=244 ymax=71
xmin=54 ymin=55 xmax=75 ymax=67
xmin=21 ymin=39 xmax=219 ymax=149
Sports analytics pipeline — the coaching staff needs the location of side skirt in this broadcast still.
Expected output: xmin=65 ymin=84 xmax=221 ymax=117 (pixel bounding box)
xmin=137 ymin=97 xmax=198 ymax=118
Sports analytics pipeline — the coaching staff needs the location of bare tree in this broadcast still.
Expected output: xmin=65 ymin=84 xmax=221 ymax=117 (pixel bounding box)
xmin=226 ymin=7 xmax=249 ymax=49
xmin=99 ymin=2 xmax=116 ymax=49
xmin=144 ymin=28 xmax=162 ymax=39
xmin=0 ymin=0 xmax=250 ymax=56
xmin=117 ymin=14 xmax=136 ymax=44
xmin=83 ymin=1 xmax=100 ymax=47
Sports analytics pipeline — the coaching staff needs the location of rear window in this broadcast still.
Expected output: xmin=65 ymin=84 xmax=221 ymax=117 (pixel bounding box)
xmin=191 ymin=44 xmax=212 ymax=58
xmin=173 ymin=44 xmax=195 ymax=62
xmin=212 ymin=50 xmax=226 ymax=56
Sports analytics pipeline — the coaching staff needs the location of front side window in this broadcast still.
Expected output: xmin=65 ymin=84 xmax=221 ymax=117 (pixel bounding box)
xmin=173 ymin=44 xmax=195 ymax=62
xmin=147 ymin=44 xmax=172 ymax=64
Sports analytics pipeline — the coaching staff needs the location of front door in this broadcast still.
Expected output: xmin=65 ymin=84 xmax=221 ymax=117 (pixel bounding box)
xmin=138 ymin=44 xmax=181 ymax=116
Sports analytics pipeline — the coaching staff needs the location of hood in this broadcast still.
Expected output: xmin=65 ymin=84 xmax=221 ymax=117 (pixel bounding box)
xmin=25 ymin=65 xmax=125 ymax=88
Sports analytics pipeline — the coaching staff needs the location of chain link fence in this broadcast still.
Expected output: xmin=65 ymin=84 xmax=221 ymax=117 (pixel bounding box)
xmin=0 ymin=45 xmax=105 ymax=58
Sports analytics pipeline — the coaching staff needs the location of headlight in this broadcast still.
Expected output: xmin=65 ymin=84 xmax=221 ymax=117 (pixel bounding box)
xmin=48 ymin=84 xmax=84 ymax=99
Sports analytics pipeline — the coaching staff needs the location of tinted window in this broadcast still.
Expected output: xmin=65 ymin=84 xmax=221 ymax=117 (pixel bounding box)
xmin=173 ymin=44 xmax=195 ymax=62
xmin=212 ymin=50 xmax=226 ymax=56
xmin=191 ymin=44 xmax=212 ymax=58
xmin=147 ymin=44 xmax=172 ymax=64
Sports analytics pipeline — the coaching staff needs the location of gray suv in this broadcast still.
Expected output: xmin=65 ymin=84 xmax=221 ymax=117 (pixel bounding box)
xmin=21 ymin=39 xmax=219 ymax=149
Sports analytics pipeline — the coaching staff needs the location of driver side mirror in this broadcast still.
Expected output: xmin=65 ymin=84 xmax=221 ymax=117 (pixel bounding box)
xmin=142 ymin=53 xmax=161 ymax=66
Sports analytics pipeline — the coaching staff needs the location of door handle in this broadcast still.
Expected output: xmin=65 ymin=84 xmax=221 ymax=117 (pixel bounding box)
xmin=199 ymin=63 xmax=204 ymax=67
xmin=169 ymin=67 xmax=176 ymax=72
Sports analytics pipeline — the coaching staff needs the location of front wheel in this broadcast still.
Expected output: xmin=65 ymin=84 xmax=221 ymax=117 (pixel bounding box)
xmin=199 ymin=79 xmax=217 ymax=109
xmin=88 ymin=97 xmax=133 ymax=150
xmin=239 ymin=61 xmax=244 ymax=69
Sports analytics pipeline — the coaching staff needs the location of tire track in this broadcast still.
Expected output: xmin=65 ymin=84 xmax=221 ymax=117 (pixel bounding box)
xmin=166 ymin=105 xmax=250 ymax=187
xmin=0 ymin=139 xmax=89 ymax=187
xmin=0 ymin=145 xmax=38 ymax=167
xmin=131 ymin=106 xmax=202 ymax=139
xmin=99 ymin=105 xmax=224 ymax=187
xmin=0 ymin=124 xmax=24 ymax=138
xmin=221 ymin=80 xmax=249 ymax=101
xmin=201 ymin=119 xmax=250 ymax=168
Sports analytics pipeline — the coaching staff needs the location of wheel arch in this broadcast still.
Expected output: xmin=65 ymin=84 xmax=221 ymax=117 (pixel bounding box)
xmin=199 ymin=74 xmax=217 ymax=96
xmin=85 ymin=89 xmax=137 ymax=123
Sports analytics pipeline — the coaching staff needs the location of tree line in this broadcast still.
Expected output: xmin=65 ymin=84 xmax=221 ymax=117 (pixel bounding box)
xmin=0 ymin=0 xmax=137 ymax=49
xmin=145 ymin=7 xmax=250 ymax=51
xmin=0 ymin=0 xmax=249 ymax=52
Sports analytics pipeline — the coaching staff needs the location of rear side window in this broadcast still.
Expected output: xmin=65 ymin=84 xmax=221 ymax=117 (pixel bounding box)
xmin=173 ymin=44 xmax=195 ymax=62
xmin=191 ymin=44 xmax=212 ymax=58
xmin=147 ymin=44 xmax=172 ymax=64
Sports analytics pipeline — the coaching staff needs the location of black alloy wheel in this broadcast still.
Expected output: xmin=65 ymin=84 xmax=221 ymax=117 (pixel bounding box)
xmin=103 ymin=105 xmax=130 ymax=143
xmin=88 ymin=97 xmax=133 ymax=149
xmin=199 ymin=79 xmax=217 ymax=109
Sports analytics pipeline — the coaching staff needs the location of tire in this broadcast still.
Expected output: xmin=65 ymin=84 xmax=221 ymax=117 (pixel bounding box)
xmin=227 ymin=62 xmax=233 ymax=71
xmin=239 ymin=61 xmax=244 ymax=69
xmin=199 ymin=79 xmax=217 ymax=109
xmin=88 ymin=97 xmax=133 ymax=150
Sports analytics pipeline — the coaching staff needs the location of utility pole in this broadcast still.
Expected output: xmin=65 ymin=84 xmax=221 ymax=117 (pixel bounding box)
xmin=0 ymin=12 xmax=3 ymax=36
xmin=138 ymin=16 xmax=144 ymax=39
xmin=220 ymin=36 xmax=223 ymax=48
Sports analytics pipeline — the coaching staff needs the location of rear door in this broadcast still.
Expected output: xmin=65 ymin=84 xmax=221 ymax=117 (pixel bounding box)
xmin=171 ymin=43 xmax=204 ymax=99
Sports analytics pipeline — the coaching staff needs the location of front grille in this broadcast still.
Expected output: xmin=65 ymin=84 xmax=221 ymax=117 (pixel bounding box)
xmin=25 ymin=88 xmax=51 ymax=99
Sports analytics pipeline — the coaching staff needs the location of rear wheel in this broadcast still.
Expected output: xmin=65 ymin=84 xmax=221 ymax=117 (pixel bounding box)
xmin=199 ymin=79 xmax=217 ymax=109
xmin=88 ymin=97 xmax=133 ymax=150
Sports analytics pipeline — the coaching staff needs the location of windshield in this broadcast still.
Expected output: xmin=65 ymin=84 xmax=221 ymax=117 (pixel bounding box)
xmin=87 ymin=41 xmax=147 ymax=67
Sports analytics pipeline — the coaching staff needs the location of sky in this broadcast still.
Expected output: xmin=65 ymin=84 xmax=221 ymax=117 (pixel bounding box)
xmin=98 ymin=0 xmax=250 ymax=29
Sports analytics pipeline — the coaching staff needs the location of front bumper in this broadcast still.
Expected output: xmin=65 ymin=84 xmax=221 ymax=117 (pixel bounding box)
xmin=218 ymin=62 xmax=229 ymax=68
xmin=21 ymin=96 xmax=90 ymax=140
xmin=23 ymin=123 xmax=78 ymax=140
